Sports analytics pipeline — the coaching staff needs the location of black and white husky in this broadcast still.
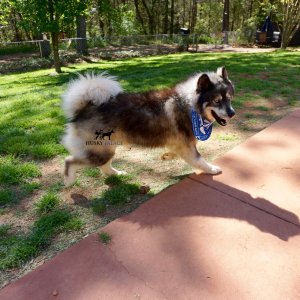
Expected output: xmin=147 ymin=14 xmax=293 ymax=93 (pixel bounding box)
xmin=62 ymin=67 xmax=235 ymax=186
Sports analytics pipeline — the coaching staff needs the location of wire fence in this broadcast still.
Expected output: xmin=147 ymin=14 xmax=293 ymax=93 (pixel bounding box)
xmin=0 ymin=32 xmax=257 ymax=58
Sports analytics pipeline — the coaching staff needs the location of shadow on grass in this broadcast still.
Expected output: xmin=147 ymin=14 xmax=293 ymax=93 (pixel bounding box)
xmin=71 ymin=174 xmax=152 ymax=216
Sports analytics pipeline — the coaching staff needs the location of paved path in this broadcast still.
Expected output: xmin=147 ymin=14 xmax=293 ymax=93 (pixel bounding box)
xmin=1 ymin=110 xmax=300 ymax=300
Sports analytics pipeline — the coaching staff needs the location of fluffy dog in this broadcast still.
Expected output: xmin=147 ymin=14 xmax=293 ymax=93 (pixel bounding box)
xmin=62 ymin=67 xmax=235 ymax=186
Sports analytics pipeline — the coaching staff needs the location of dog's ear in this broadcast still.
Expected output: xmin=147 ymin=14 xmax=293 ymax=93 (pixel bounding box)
xmin=217 ymin=66 xmax=229 ymax=80
xmin=196 ymin=74 xmax=213 ymax=93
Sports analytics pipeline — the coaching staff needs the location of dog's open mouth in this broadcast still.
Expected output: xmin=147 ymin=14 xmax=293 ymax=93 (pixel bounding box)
xmin=211 ymin=110 xmax=227 ymax=126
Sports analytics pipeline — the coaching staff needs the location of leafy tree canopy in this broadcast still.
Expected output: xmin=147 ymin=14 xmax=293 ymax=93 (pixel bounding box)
xmin=13 ymin=0 xmax=89 ymax=33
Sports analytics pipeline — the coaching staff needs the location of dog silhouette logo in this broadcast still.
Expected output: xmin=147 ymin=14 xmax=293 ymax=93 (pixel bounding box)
xmin=94 ymin=129 xmax=115 ymax=140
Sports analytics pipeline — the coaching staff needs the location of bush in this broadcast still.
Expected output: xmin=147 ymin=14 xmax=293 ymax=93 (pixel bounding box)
xmin=0 ymin=43 xmax=38 ymax=56
xmin=0 ymin=189 xmax=14 ymax=206
xmin=103 ymin=183 xmax=141 ymax=205
xmin=35 ymin=193 xmax=60 ymax=215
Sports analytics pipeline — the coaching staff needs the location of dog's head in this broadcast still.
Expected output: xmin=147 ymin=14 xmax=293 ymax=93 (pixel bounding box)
xmin=196 ymin=67 xmax=235 ymax=126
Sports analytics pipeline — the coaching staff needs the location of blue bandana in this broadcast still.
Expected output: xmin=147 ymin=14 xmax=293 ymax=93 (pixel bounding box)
xmin=191 ymin=109 xmax=213 ymax=141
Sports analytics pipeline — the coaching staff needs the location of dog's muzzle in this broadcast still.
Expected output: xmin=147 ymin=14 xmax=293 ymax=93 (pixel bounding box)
xmin=211 ymin=106 xmax=235 ymax=126
xmin=226 ymin=107 xmax=236 ymax=118
xmin=211 ymin=110 xmax=227 ymax=126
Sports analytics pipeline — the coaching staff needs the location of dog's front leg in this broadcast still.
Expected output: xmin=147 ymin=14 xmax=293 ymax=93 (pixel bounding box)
xmin=176 ymin=144 xmax=222 ymax=175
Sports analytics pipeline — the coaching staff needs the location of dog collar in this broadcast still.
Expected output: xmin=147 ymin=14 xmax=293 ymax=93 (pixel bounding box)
xmin=191 ymin=109 xmax=213 ymax=141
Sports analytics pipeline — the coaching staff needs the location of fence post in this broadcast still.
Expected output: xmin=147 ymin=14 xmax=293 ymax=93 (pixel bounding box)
xmin=76 ymin=15 xmax=88 ymax=55
xmin=39 ymin=33 xmax=51 ymax=58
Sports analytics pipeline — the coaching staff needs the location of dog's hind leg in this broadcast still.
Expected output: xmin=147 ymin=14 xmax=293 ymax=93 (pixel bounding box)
xmin=87 ymin=150 xmax=126 ymax=176
xmin=64 ymin=156 xmax=87 ymax=187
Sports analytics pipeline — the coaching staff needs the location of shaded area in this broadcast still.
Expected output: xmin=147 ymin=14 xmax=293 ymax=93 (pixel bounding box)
xmin=122 ymin=177 xmax=300 ymax=241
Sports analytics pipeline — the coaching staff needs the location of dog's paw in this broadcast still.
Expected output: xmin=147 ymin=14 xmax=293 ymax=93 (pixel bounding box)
xmin=207 ymin=164 xmax=222 ymax=175
xmin=116 ymin=170 xmax=127 ymax=175
xmin=64 ymin=176 xmax=75 ymax=187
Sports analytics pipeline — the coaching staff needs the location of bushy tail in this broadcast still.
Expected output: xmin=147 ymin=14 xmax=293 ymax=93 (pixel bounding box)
xmin=62 ymin=73 xmax=123 ymax=119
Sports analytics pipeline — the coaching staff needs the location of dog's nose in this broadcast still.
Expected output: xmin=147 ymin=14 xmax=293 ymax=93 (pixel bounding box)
xmin=227 ymin=108 xmax=235 ymax=118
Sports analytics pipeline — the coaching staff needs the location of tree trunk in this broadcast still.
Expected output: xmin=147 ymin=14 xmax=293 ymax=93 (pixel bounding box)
xmin=190 ymin=0 xmax=197 ymax=34
xmin=76 ymin=15 xmax=88 ymax=55
xmin=163 ymin=0 xmax=169 ymax=34
xmin=18 ymin=13 xmax=32 ymax=40
xmin=140 ymin=0 xmax=155 ymax=34
xmin=222 ymin=0 xmax=230 ymax=44
xmin=99 ymin=19 xmax=105 ymax=37
xmin=280 ymin=0 xmax=300 ymax=49
xmin=11 ymin=10 xmax=22 ymax=41
xmin=51 ymin=32 xmax=62 ymax=73
xmin=231 ymin=3 xmax=235 ymax=32
xmin=170 ymin=0 xmax=174 ymax=34
xmin=134 ymin=0 xmax=148 ymax=34
xmin=249 ymin=0 xmax=253 ymax=19
xmin=208 ymin=0 xmax=212 ymax=35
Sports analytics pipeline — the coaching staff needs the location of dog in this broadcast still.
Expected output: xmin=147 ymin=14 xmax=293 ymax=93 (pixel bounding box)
xmin=102 ymin=129 xmax=115 ymax=140
xmin=94 ymin=129 xmax=114 ymax=140
xmin=62 ymin=67 xmax=235 ymax=186
xmin=94 ymin=130 xmax=103 ymax=140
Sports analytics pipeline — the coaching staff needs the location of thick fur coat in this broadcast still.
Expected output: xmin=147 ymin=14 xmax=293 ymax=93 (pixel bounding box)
xmin=62 ymin=67 xmax=235 ymax=186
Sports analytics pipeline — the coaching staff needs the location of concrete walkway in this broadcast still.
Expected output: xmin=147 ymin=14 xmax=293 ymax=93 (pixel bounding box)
xmin=1 ymin=110 xmax=300 ymax=300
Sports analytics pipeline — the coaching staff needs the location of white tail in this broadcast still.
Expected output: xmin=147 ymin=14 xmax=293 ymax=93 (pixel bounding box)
xmin=62 ymin=73 xmax=123 ymax=119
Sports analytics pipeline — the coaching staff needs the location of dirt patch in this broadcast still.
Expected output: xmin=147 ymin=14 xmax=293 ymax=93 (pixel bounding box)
xmin=0 ymin=52 xmax=40 ymax=65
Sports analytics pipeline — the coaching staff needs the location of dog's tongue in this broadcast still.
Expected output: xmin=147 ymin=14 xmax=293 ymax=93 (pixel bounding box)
xmin=211 ymin=110 xmax=227 ymax=126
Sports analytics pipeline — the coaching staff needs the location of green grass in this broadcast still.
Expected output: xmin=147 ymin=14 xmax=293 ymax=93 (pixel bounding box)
xmin=103 ymin=183 xmax=141 ymax=205
xmin=0 ymin=224 xmax=11 ymax=236
xmin=0 ymin=155 xmax=41 ymax=207
xmin=98 ymin=231 xmax=111 ymax=244
xmin=0 ymin=188 xmax=15 ymax=206
xmin=35 ymin=193 xmax=60 ymax=215
xmin=22 ymin=182 xmax=41 ymax=194
xmin=244 ymin=113 xmax=255 ymax=119
xmin=91 ymin=198 xmax=107 ymax=215
xmin=0 ymin=156 xmax=40 ymax=185
xmin=255 ymin=106 xmax=270 ymax=111
xmin=83 ymin=167 xmax=101 ymax=178
xmin=0 ymin=209 xmax=82 ymax=270
xmin=216 ymin=133 xmax=240 ymax=142
xmin=288 ymin=98 xmax=298 ymax=106
xmin=91 ymin=174 xmax=142 ymax=213
xmin=104 ymin=174 xmax=133 ymax=186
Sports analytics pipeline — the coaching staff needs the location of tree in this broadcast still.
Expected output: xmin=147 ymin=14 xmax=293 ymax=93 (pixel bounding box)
xmin=222 ymin=0 xmax=230 ymax=44
xmin=15 ymin=0 xmax=89 ymax=73
xmin=279 ymin=0 xmax=300 ymax=48
xmin=170 ymin=0 xmax=174 ymax=34
xmin=0 ymin=0 xmax=27 ymax=42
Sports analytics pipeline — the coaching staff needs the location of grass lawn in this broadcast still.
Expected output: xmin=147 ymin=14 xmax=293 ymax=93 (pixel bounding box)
xmin=0 ymin=50 xmax=299 ymax=287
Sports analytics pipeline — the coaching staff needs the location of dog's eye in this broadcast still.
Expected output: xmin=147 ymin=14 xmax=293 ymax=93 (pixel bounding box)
xmin=214 ymin=98 xmax=222 ymax=104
